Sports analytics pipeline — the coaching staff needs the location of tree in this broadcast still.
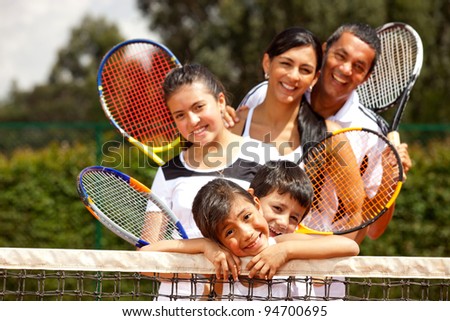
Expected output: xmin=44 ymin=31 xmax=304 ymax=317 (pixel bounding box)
xmin=136 ymin=0 xmax=450 ymax=124
xmin=49 ymin=15 xmax=123 ymax=86
xmin=0 ymin=15 xmax=124 ymax=122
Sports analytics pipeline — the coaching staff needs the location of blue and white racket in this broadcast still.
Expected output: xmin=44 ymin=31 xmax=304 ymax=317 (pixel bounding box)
xmin=77 ymin=166 xmax=188 ymax=247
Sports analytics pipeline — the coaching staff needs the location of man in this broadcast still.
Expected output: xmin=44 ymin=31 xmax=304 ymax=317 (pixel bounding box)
xmin=225 ymin=23 xmax=412 ymax=244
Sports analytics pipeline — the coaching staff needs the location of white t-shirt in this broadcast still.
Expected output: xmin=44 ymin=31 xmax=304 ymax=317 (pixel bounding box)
xmin=151 ymin=137 xmax=273 ymax=301
xmin=150 ymin=137 xmax=275 ymax=239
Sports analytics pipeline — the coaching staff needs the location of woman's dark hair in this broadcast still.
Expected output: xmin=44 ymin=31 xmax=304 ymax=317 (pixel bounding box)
xmin=265 ymin=27 xmax=323 ymax=74
xmin=298 ymin=97 xmax=327 ymax=152
xmin=163 ymin=63 xmax=229 ymax=104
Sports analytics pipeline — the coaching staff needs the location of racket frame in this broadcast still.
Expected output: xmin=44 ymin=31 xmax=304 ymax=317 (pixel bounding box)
xmin=297 ymin=127 xmax=404 ymax=235
xmin=77 ymin=166 xmax=188 ymax=247
xmin=97 ymin=39 xmax=182 ymax=165
xmin=357 ymin=22 xmax=423 ymax=146
xmin=357 ymin=22 xmax=424 ymax=114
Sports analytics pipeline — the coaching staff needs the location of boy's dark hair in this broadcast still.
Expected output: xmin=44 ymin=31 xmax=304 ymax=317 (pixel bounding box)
xmin=192 ymin=178 xmax=255 ymax=244
xmin=250 ymin=160 xmax=313 ymax=220
xmin=325 ymin=22 xmax=381 ymax=74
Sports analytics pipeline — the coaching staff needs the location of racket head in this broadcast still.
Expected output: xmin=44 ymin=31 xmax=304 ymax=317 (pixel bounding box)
xmin=357 ymin=22 xmax=424 ymax=113
xmin=77 ymin=166 xmax=188 ymax=247
xmin=97 ymin=39 xmax=182 ymax=165
xmin=297 ymin=127 xmax=403 ymax=235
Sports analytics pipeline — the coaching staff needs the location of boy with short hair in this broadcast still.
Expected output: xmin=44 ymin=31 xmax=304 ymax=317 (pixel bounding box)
xmin=249 ymin=160 xmax=313 ymax=237
xmin=142 ymin=177 xmax=358 ymax=281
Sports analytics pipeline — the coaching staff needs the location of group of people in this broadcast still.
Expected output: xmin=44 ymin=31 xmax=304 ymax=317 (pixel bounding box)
xmin=139 ymin=22 xmax=413 ymax=300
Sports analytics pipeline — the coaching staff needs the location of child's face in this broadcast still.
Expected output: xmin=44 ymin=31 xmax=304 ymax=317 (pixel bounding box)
xmin=259 ymin=190 xmax=307 ymax=236
xmin=216 ymin=196 xmax=269 ymax=257
xmin=166 ymin=82 xmax=226 ymax=146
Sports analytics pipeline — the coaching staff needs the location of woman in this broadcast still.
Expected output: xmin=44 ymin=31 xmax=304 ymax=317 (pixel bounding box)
xmin=230 ymin=27 xmax=341 ymax=161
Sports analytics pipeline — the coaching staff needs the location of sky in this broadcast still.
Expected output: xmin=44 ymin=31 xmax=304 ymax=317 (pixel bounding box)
xmin=0 ymin=0 xmax=157 ymax=99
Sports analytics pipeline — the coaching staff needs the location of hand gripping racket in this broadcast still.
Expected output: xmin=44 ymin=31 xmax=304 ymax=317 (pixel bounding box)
xmin=97 ymin=39 xmax=182 ymax=165
xmin=77 ymin=166 xmax=188 ymax=247
xmin=357 ymin=22 xmax=424 ymax=146
xmin=296 ymin=127 xmax=403 ymax=235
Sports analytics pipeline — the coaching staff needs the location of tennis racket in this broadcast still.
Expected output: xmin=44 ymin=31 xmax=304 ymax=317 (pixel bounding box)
xmin=97 ymin=39 xmax=182 ymax=165
xmin=357 ymin=22 xmax=424 ymax=146
xmin=77 ymin=166 xmax=188 ymax=247
xmin=296 ymin=127 xmax=403 ymax=235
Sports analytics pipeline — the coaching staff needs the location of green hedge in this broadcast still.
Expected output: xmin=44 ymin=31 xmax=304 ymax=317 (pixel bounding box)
xmin=360 ymin=138 xmax=450 ymax=257
xmin=0 ymin=143 xmax=154 ymax=250
xmin=1 ymin=140 xmax=448 ymax=257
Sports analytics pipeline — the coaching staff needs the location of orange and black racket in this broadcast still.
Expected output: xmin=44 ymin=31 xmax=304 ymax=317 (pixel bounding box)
xmin=97 ymin=39 xmax=182 ymax=165
xmin=297 ymin=127 xmax=403 ymax=235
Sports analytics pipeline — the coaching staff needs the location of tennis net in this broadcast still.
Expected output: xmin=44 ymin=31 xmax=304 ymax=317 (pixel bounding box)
xmin=1 ymin=248 xmax=448 ymax=301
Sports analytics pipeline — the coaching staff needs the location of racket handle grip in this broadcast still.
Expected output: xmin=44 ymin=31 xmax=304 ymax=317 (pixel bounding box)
xmin=387 ymin=130 xmax=407 ymax=181
xmin=387 ymin=131 xmax=401 ymax=146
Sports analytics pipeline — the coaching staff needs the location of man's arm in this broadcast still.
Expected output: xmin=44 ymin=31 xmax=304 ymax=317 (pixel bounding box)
xmin=366 ymin=143 xmax=411 ymax=240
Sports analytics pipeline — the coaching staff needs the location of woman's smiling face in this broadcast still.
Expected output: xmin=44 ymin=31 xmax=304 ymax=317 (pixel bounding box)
xmin=167 ymin=82 xmax=225 ymax=146
xmin=264 ymin=44 xmax=319 ymax=105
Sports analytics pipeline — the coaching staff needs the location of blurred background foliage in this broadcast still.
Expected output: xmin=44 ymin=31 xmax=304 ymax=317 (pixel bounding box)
xmin=0 ymin=0 xmax=448 ymax=256
xmin=136 ymin=0 xmax=449 ymax=123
